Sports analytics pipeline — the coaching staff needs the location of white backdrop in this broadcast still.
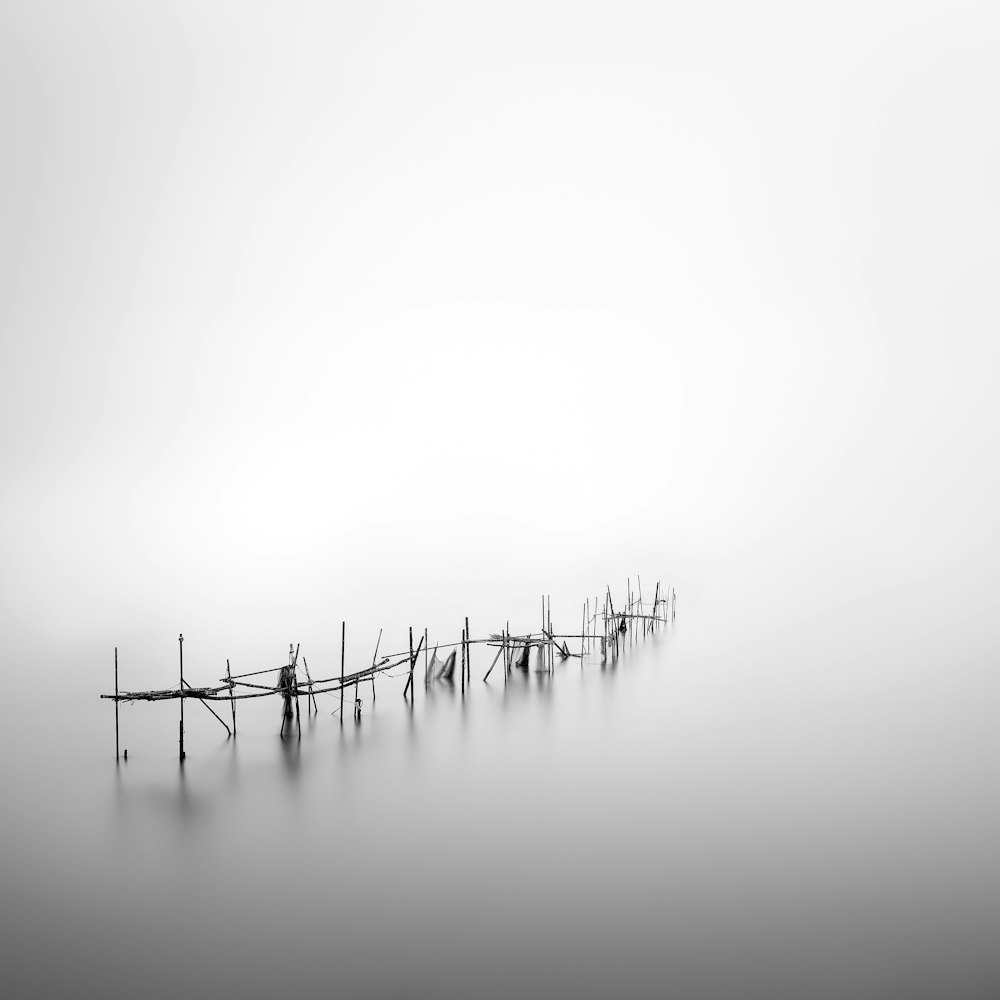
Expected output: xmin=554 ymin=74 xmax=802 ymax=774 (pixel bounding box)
xmin=1 ymin=1 xmax=997 ymax=659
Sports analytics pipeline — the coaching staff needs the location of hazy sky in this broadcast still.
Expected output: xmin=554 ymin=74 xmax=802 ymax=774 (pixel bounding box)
xmin=1 ymin=1 xmax=997 ymax=654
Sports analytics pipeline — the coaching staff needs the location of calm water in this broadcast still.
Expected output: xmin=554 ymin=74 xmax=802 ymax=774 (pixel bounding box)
xmin=2 ymin=571 xmax=998 ymax=999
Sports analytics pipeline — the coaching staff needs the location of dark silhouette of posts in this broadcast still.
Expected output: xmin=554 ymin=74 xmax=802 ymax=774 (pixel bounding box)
xmin=403 ymin=627 xmax=424 ymax=699
xmin=178 ymin=633 xmax=185 ymax=762
xmin=340 ymin=621 xmax=345 ymax=722
xmin=114 ymin=647 xmax=119 ymax=762
xmin=226 ymin=657 xmax=237 ymax=735
xmin=406 ymin=626 xmax=414 ymax=700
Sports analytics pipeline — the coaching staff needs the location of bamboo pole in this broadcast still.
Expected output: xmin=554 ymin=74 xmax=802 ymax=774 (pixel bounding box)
xmin=178 ymin=633 xmax=185 ymax=761
xmin=405 ymin=626 xmax=414 ymax=700
xmin=292 ymin=643 xmax=302 ymax=736
xmin=370 ymin=631 xmax=382 ymax=706
xmin=404 ymin=629 xmax=425 ymax=698
xmin=465 ymin=616 xmax=471 ymax=682
xmin=628 ymin=580 xmax=633 ymax=647
xmin=340 ymin=621 xmax=345 ymax=722
xmin=226 ymin=658 xmax=237 ymax=734
xmin=548 ymin=595 xmax=553 ymax=672
xmin=302 ymin=656 xmax=319 ymax=714
xmin=602 ymin=596 xmax=607 ymax=658
xmin=294 ymin=671 xmax=301 ymax=735
xmin=183 ymin=680 xmax=231 ymax=735
xmin=460 ymin=628 xmax=466 ymax=694
xmin=114 ymin=647 xmax=120 ymax=762
xmin=607 ymin=588 xmax=616 ymax=655
xmin=482 ymin=638 xmax=504 ymax=681
xmin=505 ymin=619 xmax=510 ymax=685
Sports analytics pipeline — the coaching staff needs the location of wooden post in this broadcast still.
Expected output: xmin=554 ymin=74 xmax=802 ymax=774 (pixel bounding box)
xmin=302 ymin=656 xmax=319 ymax=714
xmin=424 ymin=628 xmax=429 ymax=689
xmin=407 ymin=626 xmax=414 ymax=698
xmin=505 ymin=620 xmax=510 ymax=685
xmin=607 ymin=588 xmax=616 ymax=656
xmin=548 ymin=595 xmax=553 ymax=672
xmin=465 ymin=616 xmax=470 ymax=682
xmin=369 ymin=631 xmax=381 ymax=707
xmin=460 ymin=628 xmax=466 ymax=694
xmin=626 ymin=579 xmax=630 ymax=644
xmin=289 ymin=643 xmax=302 ymax=736
xmin=114 ymin=647 xmax=120 ymax=762
xmin=226 ymin=658 xmax=237 ymax=735
xmin=294 ymin=672 xmax=302 ymax=736
xmin=405 ymin=626 xmax=414 ymax=700
xmin=178 ymin=633 xmax=185 ymax=761
xmin=340 ymin=621 xmax=345 ymax=722
xmin=602 ymin=597 xmax=607 ymax=658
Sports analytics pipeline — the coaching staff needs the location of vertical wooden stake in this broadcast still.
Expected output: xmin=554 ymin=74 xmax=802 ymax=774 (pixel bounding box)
xmin=226 ymin=658 xmax=237 ymax=735
xmin=628 ymin=581 xmax=633 ymax=648
xmin=369 ymin=632 xmax=381 ymax=707
xmin=114 ymin=647 xmax=120 ymax=762
xmin=178 ymin=633 xmax=185 ymax=762
xmin=294 ymin=672 xmax=302 ymax=737
xmin=340 ymin=621 xmax=345 ymax=722
xmin=505 ymin=620 xmax=510 ymax=685
xmin=406 ymin=626 xmax=414 ymax=700
xmin=302 ymin=656 xmax=319 ymax=714
xmin=461 ymin=628 xmax=466 ymax=694
xmin=602 ymin=597 xmax=607 ymax=658
xmin=548 ymin=595 xmax=553 ymax=672
xmin=465 ymin=616 xmax=470 ymax=682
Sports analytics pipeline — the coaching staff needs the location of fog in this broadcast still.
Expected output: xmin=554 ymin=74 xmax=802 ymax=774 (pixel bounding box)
xmin=1 ymin=2 xmax=998 ymax=996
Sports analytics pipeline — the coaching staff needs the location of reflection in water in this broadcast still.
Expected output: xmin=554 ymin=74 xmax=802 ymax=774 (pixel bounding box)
xmin=5 ymin=592 xmax=1000 ymax=1000
xmin=278 ymin=730 xmax=301 ymax=781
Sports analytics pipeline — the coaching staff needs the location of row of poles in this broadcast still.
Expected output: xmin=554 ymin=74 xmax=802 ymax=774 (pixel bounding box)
xmin=106 ymin=580 xmax=676 ymax=763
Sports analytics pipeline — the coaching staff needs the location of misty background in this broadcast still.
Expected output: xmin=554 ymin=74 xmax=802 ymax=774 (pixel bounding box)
xmin=1 ymin=2 xmax=998 ymax=997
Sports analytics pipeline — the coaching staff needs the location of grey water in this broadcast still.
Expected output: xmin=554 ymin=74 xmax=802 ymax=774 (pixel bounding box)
xmin=2 ymin=563 xmax=998 ymax=1000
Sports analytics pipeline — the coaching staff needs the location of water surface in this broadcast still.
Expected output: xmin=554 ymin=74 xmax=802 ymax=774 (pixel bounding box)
xmin=2 ymin=572 xmax=997 ymax=999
